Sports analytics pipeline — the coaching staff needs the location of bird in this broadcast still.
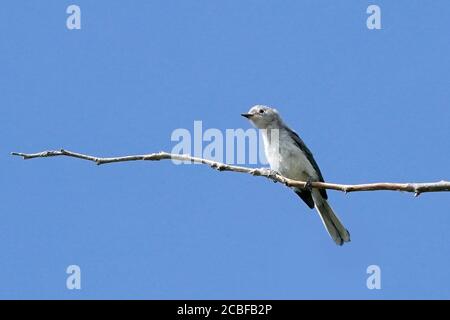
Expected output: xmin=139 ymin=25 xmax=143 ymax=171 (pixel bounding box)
xmin=241 ymin=105 xmax=350 ymax=245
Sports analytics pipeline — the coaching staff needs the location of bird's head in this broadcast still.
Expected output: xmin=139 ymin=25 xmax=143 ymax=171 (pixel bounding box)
xmin=241 ymin=105 xmax=282 ymax=129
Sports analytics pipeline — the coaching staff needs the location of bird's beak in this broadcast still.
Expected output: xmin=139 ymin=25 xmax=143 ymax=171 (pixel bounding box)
xmin=241 ymin=113 xmax=253 ymax=119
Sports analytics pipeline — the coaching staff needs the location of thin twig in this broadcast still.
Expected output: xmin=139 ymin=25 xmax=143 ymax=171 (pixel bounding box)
xmin=11 ymin=149 xmax=450 ymax=196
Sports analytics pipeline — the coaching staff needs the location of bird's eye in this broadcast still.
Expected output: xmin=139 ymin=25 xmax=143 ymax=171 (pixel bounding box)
xmin=259 ymin=109 xmax=265 ymax=114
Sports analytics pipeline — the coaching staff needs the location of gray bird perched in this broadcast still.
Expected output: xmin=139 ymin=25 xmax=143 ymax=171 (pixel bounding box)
xmin=242 ymin=105 xmax=350 ymax=245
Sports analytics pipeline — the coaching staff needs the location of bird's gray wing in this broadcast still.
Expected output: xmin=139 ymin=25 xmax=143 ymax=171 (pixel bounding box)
xmin=285 ymin=127 xmax=328 ymax=200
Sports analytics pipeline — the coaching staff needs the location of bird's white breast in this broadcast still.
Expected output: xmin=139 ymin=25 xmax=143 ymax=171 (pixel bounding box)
xmin=262 ymin=129 xmax=318 ymax=181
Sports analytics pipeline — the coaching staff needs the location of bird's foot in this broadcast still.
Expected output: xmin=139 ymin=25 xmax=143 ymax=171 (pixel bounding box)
xmin=305 ymin=178 xmax=313 ymax=192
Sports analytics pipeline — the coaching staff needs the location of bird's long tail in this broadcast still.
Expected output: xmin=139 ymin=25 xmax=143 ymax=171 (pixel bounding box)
xmin=312 ymin=190 xmax=350 ymax=246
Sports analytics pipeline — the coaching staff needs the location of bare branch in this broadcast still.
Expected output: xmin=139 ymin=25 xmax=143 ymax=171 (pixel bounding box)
xmin=11 ymin=149 xmax=450 ymax=196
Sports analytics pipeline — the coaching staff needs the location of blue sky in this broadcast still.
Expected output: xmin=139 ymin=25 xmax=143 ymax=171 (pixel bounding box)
xmin=1 ymin=1 xmax=449 ymax=299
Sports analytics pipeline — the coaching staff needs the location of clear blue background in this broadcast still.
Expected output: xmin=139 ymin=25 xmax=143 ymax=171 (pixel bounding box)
xmin=1 ymin=0 xmax=449 ymax=299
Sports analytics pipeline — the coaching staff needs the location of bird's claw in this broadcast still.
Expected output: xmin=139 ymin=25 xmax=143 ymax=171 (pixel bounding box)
xmin=305 ymin=178 xmax=313 ymax=191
